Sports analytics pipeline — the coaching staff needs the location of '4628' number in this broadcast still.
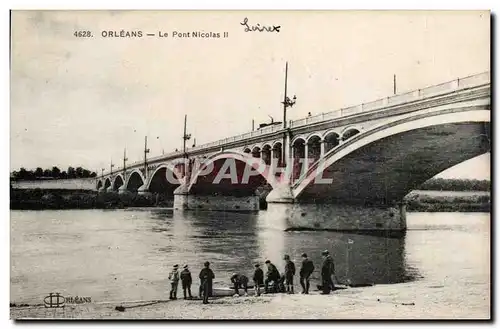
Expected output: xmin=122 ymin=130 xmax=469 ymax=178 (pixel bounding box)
xmin=74 ymin=31 xmax=93 ymax=38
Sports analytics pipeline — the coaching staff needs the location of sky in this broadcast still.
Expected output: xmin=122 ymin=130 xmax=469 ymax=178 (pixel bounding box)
xmin=10 ymin=10 xmax=490 ymax=179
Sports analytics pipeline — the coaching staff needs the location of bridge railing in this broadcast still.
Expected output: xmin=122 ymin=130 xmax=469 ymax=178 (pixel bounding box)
xmin=387 ymin=91 xmax=416 ymax=105
xmin=458 ymin=71 xmax=490 ymax=89
xmin=290 ymin=71 xmax=489 ymax=129
xmin=361 ymin=98 xmax=385 ymax=112
xmin=110 ymin=71 xmax=489 ymax=174
xmin=419 ymin=81 xmax=455 ymax=98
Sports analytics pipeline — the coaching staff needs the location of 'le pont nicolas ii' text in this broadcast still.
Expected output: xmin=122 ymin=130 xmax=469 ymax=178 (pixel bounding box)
xmin=163 ymin=31 xmax=227 ymax=38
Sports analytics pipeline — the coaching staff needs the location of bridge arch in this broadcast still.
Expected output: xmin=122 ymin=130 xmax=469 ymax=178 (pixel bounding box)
xmin=125 ymin=169 xmax=146 ymax=192
xmin=306 ymin=133 xmax=323 ymax=144
xmin=293 ymin=107 xmax=490 ymax=205
xmin=112 ymin=174 xmax=124 ymax=191
xmin=307 ymin=134 xmax=322 ymax=164
xmin=188 ymin=150 xmax=277 ymax=196
xmin=96 ymin=180 xmax=103 ymax=190
xmin=291 ymin=137 xmax=307 ymax=182
xmin=261 ymin=144 xmax=273 ymax=165
xmin=145 ymin=163 xmax=181 ymax=196
xmin=291 ymin=135 xmax=307 ymax=146
xmin=323 ymin=130 xmax=341 ymax=153
xmin=272 ymin=141 xmax=284 ymax=167
xmin=243 ymin=147 xmax=251 ymax=154
xmin=341 ymin=126 xmax=361 ymax=141
xmin=103 ymin=178 xmax=111 ymax=190
xmin=251 ymin=145 xmax=261 ymax=158
xmin=271 ymin=140 xmax=283 ymax=148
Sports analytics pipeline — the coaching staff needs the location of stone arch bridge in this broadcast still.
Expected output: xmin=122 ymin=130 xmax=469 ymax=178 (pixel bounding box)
xmin=90 ymin=72 xmax=490 ymax=232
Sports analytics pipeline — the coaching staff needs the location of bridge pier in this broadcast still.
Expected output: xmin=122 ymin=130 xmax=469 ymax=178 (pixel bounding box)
xmin=117 ymin=185 xmax=129 ymax=195
xmin=105 ymin=186 xmax=116 ymax=193
xmin=264 ymin=201 xmax=407 ymax=233
xmin=173 ymin=184 xmax=259 ymax=212
xmin=266 ymin=184 xmax=406 ymax=232
xmin=137 ymin=185 xmax=152 ymax=197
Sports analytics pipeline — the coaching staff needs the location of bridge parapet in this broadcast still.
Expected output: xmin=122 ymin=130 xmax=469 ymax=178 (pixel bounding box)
xmin=100 ymin=71 xmax=490 ymax=180
xmin=290 ymin=71 xmax=489 ymax=129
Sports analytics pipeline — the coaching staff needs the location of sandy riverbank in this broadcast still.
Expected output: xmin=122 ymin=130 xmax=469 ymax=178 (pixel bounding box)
xmin=11 ymin=280 xmax=490 ymax=320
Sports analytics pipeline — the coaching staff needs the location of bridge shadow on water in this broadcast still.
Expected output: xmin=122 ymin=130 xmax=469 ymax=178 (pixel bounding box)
xmin=147 ymin=209 xmax=421 ymax=288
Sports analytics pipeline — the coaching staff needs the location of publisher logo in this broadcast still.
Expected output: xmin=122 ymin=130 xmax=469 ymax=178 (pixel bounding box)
xmin=43 ymin=293 xmax=65 ymax=308
xmin=43 ymin=293 xmax=91 ymax=308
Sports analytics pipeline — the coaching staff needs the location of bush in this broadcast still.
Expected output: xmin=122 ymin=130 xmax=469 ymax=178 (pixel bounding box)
xmin=406 ymin=192 xmax=490 ymax=212
xmin=418 ymin=178 xmax=491 ymax=191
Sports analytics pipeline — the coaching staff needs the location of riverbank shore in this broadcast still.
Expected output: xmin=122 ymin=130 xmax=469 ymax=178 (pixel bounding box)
xmin=10 ymin=189 xmax=168 ymax=210
xmin=404 ymin=191 xmax=490 ymax=212
xmin=9 ymin=189 xmax=491 ymax=212
xmin=10 ymin=279 xmax=490 ymax=320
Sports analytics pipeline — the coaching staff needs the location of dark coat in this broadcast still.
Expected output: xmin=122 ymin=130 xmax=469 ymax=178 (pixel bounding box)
xmin=300 ymin=259 xmax=315 ymax=278
xmin=266 ymin=263 xmax=280 ymax=281
xmin=180 ymin=269 xmax=192 ymax=285
xmin=199 ymin=268 xmax=215 ymax=295
xmin=253 ymin=268 xmax=264 ymax=284
xmin=321 ymin=255 xmax=335 ymax=276
xmin=231 ymin=274 xmax=249 ymax=285
xmin=284 ymin=260 xmax=296 ymax=278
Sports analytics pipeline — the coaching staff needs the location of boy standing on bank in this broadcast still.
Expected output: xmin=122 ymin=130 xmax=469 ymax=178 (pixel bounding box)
xmin=168 ymin=264 xmax=180 ymax=300
xmin=284 ymin=255 xmax=296 ymax=294
xmin=180 ymin=264 xmax=193 ymax=299
xmin=253 ymin=264 xmax=264 ymax=296
xmin=299 ymin=253 xmax=315 ymax=294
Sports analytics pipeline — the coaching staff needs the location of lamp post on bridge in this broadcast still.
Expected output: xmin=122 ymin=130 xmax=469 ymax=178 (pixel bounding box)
xmin=144 ymin=135 xmax=150 ymax=177
xmin=101 ymin=168 xmax=105 ymax=178
xmin=110 ymin=160 xmax=115 ymax=175
xmin=123 ymin=148 xmax=128 ymax=179
xmin=182 ymin=114 xmax=192 ymax=178
xmin=281 ymin=61 xmax=297 ymax=166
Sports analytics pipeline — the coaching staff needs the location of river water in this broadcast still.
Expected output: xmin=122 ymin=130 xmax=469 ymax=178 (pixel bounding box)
xmin=10 ymin=209 xmax=490 ymax=305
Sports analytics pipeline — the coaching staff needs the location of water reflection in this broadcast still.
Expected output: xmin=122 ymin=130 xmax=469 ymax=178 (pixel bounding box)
xmin=257 ymin=210 xmax=415 ymax=286
xmin=15 ymin=209 xmax=477 ymax=305
xmin=148 ymin=209 xmax=417 ymax=287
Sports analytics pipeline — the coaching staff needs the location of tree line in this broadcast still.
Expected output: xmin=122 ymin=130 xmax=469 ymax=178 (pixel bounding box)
xmin=10 ymin=166 xmax=97 ymax=181
xmin=419 ymin=178 xmax=490 ymax=191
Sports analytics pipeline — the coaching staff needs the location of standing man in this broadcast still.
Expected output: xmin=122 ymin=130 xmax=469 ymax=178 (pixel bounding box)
xmin=264 ymin=260 xmax=280 ymax=293
xmin=299 ymin=253 xmax=315 ymax=294
xmin=283 ymin=255 xmax=296 ymax=294
xmin=180 ymin=264 xmax=193 ymax=299
xmin=230 ymin=273 xmax=249 ymax=296
xmin=320 ymin=250 xmax=335 ymax=294
xmin=168 ymin=264 xmax=180 ymax=300
xmin=199 ymin=261 xmax=215 ymax=304
xmin=253 ymin=264 xmax=264 ymax=296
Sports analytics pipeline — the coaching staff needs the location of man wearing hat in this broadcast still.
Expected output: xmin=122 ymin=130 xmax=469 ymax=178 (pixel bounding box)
xmin=199 ymin=261 xmax=215 ymax=304
xmin=180 ymin=264 xmax=193 ymax=299
xmin=299 ymin=253 xmax=315 ymax=294
xmin=252 ymin=264 xmax=264 ymax=296
xmin=283 ymin=255 xmax=296 ymax=294
xmin=321 ymin=250 xmax=335 ymax=294
xmin=264 ymin=260 xmax=280 ymax=293
xmin=168 ymin=264 xmax=180 ymax=300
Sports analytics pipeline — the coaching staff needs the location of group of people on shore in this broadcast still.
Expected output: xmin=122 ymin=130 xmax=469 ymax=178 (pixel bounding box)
xmin=168 ymin=250 xmax=336 ymax=304
xmin=168 ymin=261 xmax=214 ymax=304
